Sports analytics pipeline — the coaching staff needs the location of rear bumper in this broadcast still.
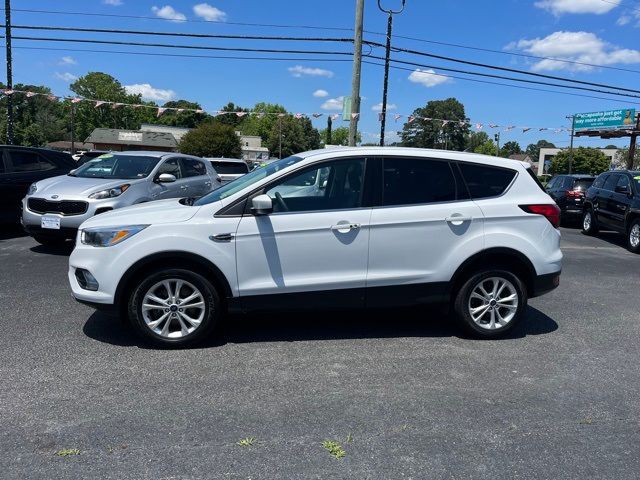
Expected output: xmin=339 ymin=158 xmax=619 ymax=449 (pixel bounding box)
xmin=532 ymin=271 xmax=561 ymax=297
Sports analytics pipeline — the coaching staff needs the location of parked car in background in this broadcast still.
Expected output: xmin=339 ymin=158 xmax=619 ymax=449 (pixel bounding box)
xmin=546 ymin=174 xmax=595 ymax=224
xmin=583 ymin=170 xmax=640 ymax=253
xmin=206 ymin=158 xmax=249 ymax=184
xmin=22 ymin=151 xmax=219 ymax=245
xmin=68 ymin=147 xmax=562 ymax=347
xmin=74 ymin=150 xmax=110 ymax=166
xmin=0 ymin=146 xmax=76 ymax=224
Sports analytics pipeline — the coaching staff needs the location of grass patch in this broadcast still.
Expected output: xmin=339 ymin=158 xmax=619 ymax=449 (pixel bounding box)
xmin=237 ymin=437 xmax=256 ymax=447
xmin=322 ymin=440 xmax=346 ymax=459
xmin=55 ymin=448 xmax=80 ymax=457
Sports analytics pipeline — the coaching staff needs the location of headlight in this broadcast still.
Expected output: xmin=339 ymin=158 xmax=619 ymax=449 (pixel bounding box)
xmin=80 ymin=225 xmax=148 ymax=247
xmin=28 ymin=183 xmax=38 ymax=195
xmin=88 ymin=184 xmax=130 ymax=200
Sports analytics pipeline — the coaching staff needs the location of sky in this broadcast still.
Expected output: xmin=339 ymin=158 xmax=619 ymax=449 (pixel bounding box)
xmin=5 ymin=0 xmax=640 ymax=149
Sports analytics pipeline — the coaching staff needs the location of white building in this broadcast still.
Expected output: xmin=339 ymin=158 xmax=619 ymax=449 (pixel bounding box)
xmin=237 ymin=132 xmax=270 ymax=162
xmin=537 ymin=148 xmax=619 ymax=175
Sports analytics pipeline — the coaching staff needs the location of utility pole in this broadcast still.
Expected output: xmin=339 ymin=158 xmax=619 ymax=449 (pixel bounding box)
xmin=278 ymin=116 xmax=282 ymax=159
xmin=70 ymin=102 xmax=75 ymax=155
xmin=4 ymin=0 xmax=13 ymax=145
xmin=628 ymin=113 xmax=640 ymax=170
xmin=378 ymin=0 xmax=406 ymax=147
xmin=348 ymin=0 xmax=365 ymax=147
xmin=566 ymin=115 xmax=575 ymax=174
xmin=327 ymin=115 xmax=332 ymax=145
xmin=494 ymin=132 xmax=500 ymax=156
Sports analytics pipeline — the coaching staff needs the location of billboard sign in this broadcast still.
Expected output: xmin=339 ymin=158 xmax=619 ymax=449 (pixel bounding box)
xmin=574 ymin=108 xmax=636 ymax=130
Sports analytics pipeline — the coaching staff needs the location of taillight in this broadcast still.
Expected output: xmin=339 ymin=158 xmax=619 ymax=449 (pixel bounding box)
xmin=520 ymin=204 xmax=561 ymax=228
xmin=565 ymin=189 xmax=583 ymax=198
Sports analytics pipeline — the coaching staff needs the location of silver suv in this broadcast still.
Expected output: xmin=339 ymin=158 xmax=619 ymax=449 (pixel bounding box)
xmin=22 ymin=151 xmax=220 ymax=245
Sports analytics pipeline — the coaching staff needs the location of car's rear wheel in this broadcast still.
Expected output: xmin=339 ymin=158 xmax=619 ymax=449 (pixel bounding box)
xmin=128 ymin=268 xmax=220 ymax=348
xmin=453 ymin=269 xmax=527 ymax=338
xmin=582 ymin=208 xmax=599 ymax=235
xmin=627 ymin=219 xmax=640 ymax=254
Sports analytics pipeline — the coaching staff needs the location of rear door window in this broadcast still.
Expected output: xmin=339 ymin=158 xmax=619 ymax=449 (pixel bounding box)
xmin=458 ymin=163 xmax=517 ymax=199
xmin=8 ymin=150 xmax=56 ymax=172
xmin=181 ymin=158 xmax=207 ymax=177
xmin=382 ymin=157 xmax=457 ymax=206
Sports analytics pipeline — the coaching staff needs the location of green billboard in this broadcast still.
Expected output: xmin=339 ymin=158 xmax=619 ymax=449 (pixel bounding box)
xmin=574 ymin=108 xmax=636 ymax=130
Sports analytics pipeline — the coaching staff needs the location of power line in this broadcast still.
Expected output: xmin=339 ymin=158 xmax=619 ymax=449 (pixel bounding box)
xmin=366 ymin=41 xmax=640 ymax=94
xmin=363 ymin=60 xmax=640 ymax=106
xmin=5 ymin=8 xmax=640 ymax=74
xmin=368 ymin=55 xmax=640 ymax=99
xmin=0 ymin=34 xmax=356 ymax=56
xmin=6 ymin=24 xmax=355 ymax=44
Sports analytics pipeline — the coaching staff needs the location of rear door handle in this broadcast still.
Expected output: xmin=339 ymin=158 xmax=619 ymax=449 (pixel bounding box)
xmin=180 ymin=185 xmax=188 ymax=190
xmin=331 ymin=223 xmax=361 ymax=232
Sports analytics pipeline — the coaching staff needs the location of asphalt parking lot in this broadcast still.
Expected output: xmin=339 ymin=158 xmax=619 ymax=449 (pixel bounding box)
xmin=1 ymin=225 xmax=639 ymax=479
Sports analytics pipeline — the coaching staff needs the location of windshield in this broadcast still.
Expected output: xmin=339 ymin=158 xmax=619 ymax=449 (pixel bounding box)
xmin=71 ymin=154 xmax=162 ymax=179
xmin=194 ymin=156 xmax=304 ymax=206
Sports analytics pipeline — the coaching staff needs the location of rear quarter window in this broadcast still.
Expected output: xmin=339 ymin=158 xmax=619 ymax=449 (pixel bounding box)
xmin=458 ymin=163 xmax=517 ymax=199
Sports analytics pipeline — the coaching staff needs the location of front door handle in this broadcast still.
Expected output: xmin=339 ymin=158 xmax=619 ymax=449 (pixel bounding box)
xmin=331 ymin=223 xmax=361 ymax=232
xmin=180 ymin=185 xmax=188 ymax=190
xmin=209 ymin=233 xmax=234 ymax=242
xmin=445 ymin=216 xmax=472 ymax=224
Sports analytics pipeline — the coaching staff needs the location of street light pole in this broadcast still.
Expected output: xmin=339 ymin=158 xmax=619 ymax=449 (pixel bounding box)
xmin=348 ymin=0 xmax=365 ymax=147
xmin=566 ymin=115 xmax=575 ymax=174
xmin=4 ymin=0 xmax=14 ymax=145
xmin=378 ymin=0 xmax=406 ymax=147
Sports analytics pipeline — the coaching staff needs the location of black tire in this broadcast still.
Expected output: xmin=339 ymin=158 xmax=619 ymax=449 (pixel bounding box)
xmin=627 ymin=219 xmax=640 ymax=254
xmin=453 ymin=269 xmax=527 ymax=339
xmin=32 ymin=235 xmax=68 ymax=246
xmin=128 ymin=268 xmax=220 ymax=348
xmin=582 ymin=208 xmax=599 ymax=235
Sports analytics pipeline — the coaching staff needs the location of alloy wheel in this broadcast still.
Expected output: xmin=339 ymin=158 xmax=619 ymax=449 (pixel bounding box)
xmin=467 ymin=277 xmax=518 ymax=330
xmin=630 ymin=224 xmax=640 ymax=249
xmin=583 ymin=211 xmax=592 ymax=231
xmin=141 ymin=279 xmax=206 ymax=339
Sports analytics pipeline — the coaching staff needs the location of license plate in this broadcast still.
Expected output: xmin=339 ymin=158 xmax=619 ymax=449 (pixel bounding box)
xmin=41 ymin=216 xmax=60 ymax=230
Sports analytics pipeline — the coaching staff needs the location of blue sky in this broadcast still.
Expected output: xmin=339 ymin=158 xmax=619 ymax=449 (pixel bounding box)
xmin=7 ymin=0 xmax=640 ymax=148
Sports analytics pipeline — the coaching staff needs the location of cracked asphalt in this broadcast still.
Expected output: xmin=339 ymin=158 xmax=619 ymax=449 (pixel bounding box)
xmin=0 ymin=225 xmax=639 ymax=479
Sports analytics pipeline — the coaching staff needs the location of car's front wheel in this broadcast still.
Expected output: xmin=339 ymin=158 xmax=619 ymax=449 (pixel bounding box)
xmin=627 ymin=219 xmax=640 ymax=254
xmin=128 ymin=268 xmax=220 ymax=347
xmin=453 ymin=269 xmax=527 ymax=338
xmin=582 ymin=208 xmax=599 ymax=235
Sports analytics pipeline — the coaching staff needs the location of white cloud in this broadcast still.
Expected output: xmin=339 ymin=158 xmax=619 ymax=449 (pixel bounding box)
xmin=407 ymin=69 xmax=450 ymax=87
xmin=288 ymin=65 xmax=334 ymax=78
xmin=321 ymin=96 xmax=344 ymax=111
xmin=125 ymin=83 xmax=176 ymax=102
xmin=193 ymin=3 xmax=227 ymax=21
xmin=534 ymin=0 xmax=621 ymax=15
xmin=151 ymin=5 xmax=186 ymax=21
xmin=372 ymin=102 xmax=397 ymax=112
xmin=313 ymin=89 xmax=329 ymax=98
xmin=616 ymin=15 xmax=631 ymax=25
xmin=509 ymin=31 xmax=640 ymax=71
xmin=102 ymin=0 xmax=123 ymax=5
xmin=59 ymin=56 xmax=77 ymax=65
xmin=55 ymin=72 xmax=78 ymax=82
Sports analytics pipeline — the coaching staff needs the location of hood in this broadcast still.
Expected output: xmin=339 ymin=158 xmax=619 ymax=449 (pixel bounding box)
xmin=80 ymin=199 xmax=201 ymax=229
xmin=34 ymin=175 xmax=145 ymax=197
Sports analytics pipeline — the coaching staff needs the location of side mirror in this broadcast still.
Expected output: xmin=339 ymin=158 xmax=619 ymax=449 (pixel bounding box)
xmin=251 ymin=194 xmax=273 ymax=215
xmin=615 ymin=185 xmax=630 ymax=195
xmin=156 ymin=173 xmax=176 ymax=183
xmin=69 ymin=169 xmax=77 ymax=175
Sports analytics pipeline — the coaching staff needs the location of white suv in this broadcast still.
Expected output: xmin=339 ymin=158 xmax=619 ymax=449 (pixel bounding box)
xmin=68 ymin=147 xmax=562 ymax=347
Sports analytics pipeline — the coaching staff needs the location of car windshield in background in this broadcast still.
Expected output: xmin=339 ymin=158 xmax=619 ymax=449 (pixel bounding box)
xmin=573 ymin=179 xmax=595 ymax=190
xmin=71 ymin=154 xmax=162 ymax=179
xmin=211 ymin=161 xmax=248 ymax=174
xmin=194 ymin=156 xmax=304 ymax=206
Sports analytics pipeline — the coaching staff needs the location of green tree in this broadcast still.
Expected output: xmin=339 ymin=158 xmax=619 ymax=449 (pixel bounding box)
xmin=549 ymin=147 xmax=610 ymax=175
xmin=474 ymin=140 xmax=498 ymax=156
xmin=500 ymin=140 xmax=522 ymax=158
xmin=525 ymin=140 xmax=555 ymax=162
xmin=178 ymin=123 xmax=242 ymax=158
xmin=400 ymin=98 xmax=469 ymax=151
xmin=320 ymin=126 xmax=360 ymax=146
xmin=69 ymin=72 xmax=152 ymax=141
xmin=465 ymin=131 xmax=490 ymax=152
xmin=237 ymin=102 xmax=287 ymax=142
xmin=214 ymin=102 xmax=248 ymax=129
xmin=156 ymin=100 xmax=208 ymax=129
xmin=20 ymin=123 xmax=46 ymax=147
